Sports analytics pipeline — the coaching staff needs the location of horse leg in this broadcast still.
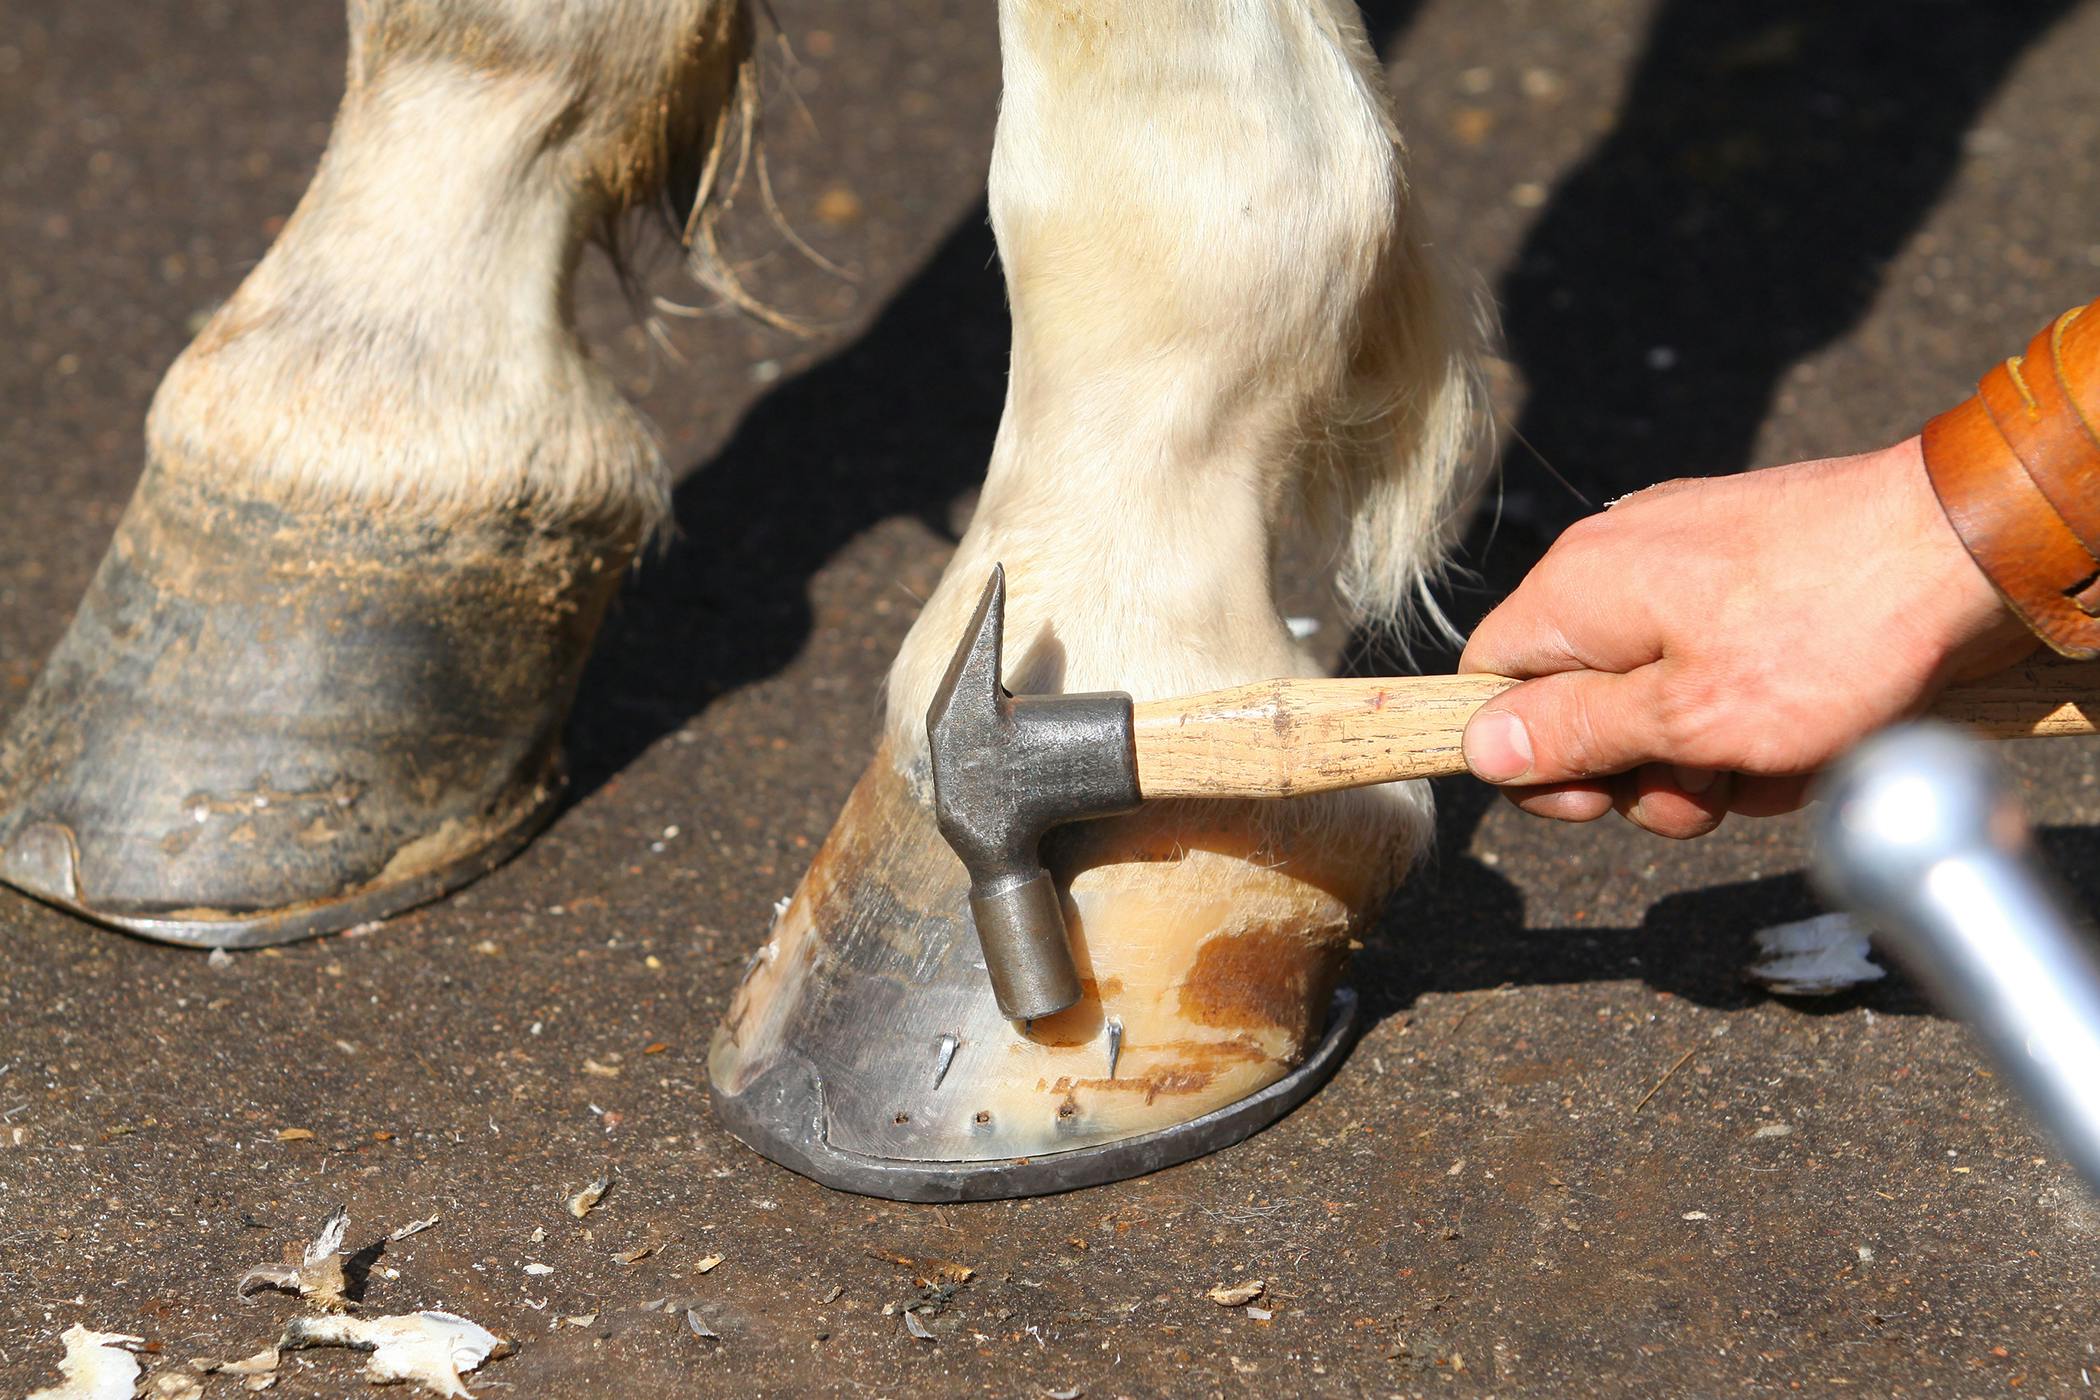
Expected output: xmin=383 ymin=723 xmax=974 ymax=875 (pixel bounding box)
xmin=710 ymin=0 xmax=1486 ymax=1194
xmin=0 ymin=0 xmax=753 ymax=945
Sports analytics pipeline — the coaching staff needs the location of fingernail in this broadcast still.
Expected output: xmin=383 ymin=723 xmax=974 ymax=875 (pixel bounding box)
xmin=1464 ymin=709 xmax=1533 ymax=783
xmin=1672 ymin=765 xmax=1717 ymax=794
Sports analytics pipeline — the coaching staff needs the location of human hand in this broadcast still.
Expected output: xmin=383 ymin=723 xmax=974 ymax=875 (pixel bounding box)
xmin=1458 ymin=436 xmax=2036 ymax=836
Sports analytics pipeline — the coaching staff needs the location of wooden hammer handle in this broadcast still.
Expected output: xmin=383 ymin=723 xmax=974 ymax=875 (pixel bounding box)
xmin=1129 ymin=657 xmax=2100 ymax=800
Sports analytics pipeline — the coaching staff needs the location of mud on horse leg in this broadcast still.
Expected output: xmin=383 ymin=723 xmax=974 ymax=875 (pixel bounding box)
xmin=0 ymin=0 xmax=754 ymax=945
xmin=710 ymin=0 xmax=1488 ymax=1198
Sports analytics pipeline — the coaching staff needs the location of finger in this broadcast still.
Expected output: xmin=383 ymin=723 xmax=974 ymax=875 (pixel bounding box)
xmin=1459 ymin=592 xmax=1586 ymax=679
xmin=1461 ymin=526 xmax=1662 ymax=680
xmin=1503 ymin=781 xmax=1615 ymax=823
xmin=1728 ymin=773 xmax=1814 ymax=818
xmin=1462 ymin=666 xmax=1672 ymax=787
xmin=1615 ymin=763 xmax=1732 ymax=839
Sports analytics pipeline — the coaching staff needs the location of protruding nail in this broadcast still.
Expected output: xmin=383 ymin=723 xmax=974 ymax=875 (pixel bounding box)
xmin=1104 ymin=1017 xmax=1122 ymax=1080
xmin=931 ymin=1033 xmax=959 ymax=1090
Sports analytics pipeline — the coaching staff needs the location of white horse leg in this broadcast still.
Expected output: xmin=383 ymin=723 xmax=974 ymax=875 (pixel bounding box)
xmin=0 ymin=0 xmax=752 ymax=945
xmin=712 ymin=0 xmax=1484 ymax=1188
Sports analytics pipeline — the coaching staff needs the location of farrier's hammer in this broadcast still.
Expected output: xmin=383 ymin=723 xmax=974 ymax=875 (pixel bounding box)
xmin=927 ymin=565 xmax=2100 ymax=1021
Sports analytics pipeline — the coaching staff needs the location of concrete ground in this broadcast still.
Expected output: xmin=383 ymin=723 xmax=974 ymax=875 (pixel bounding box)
xmin=6 ymin=1 xmax=2100 ymax=1394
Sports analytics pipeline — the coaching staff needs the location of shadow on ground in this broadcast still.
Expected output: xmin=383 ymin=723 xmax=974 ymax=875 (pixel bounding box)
xmin=1359 ymin=820 xmax=2100 ymax=1029
xmin=567 ymin=207 xmax=1007 ymax=792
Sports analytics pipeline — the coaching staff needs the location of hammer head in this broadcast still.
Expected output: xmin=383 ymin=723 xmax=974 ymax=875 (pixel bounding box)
xmin=926 ymin=566 xmax=1143 ymax=1021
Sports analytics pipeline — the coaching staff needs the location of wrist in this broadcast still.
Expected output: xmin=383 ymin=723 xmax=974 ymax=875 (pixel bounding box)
xmin=1888 ymin=432 xmax=2037 ymax=677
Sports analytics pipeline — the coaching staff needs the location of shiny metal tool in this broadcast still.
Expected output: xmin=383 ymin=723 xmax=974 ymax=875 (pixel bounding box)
xmin=1814 ymin=722 xmax=2100 ymax=1192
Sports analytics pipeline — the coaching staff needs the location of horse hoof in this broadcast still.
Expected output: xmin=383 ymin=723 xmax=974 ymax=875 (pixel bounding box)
xmin=707 ymin=743 xmax=1394 ymax=1200
xmin=0 ymin=468 xmax=631 ymax=947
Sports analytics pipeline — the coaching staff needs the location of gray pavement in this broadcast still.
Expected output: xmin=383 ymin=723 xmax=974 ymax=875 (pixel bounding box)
xmin=6 ymin=1 xmax=2100 ymax=1394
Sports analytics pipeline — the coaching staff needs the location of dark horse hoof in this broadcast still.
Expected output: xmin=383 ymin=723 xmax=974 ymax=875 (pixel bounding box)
xmin=0 ymin=468 xmax=631 ymax=947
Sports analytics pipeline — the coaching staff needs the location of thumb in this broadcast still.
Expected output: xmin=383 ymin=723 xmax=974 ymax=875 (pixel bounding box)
xmin=1462 ymin=667 xmax=1669 ymax=785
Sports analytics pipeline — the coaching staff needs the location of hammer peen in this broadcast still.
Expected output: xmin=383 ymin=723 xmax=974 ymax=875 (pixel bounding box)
xmin=927 ymin=564 xmax=2100 ymax=1021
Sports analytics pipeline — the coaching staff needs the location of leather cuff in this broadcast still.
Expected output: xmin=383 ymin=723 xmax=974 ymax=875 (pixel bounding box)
xmin=1924 ymin=299 xmax=2100 ymax=659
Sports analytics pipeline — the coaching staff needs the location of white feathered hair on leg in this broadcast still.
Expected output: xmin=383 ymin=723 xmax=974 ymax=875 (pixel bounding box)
xmin=888 ymin=0 xmax=1490 ymax=755
xmin=146 ymin=0 xmax=756 ymax=542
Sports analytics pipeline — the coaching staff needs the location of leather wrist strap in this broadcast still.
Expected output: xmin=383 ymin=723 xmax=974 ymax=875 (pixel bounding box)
xmin=1924 ymin=298 xmax=2100 ymax=658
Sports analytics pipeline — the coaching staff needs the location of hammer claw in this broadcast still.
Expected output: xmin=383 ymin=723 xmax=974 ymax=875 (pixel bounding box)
xmin=928 ymin=564 xmax=1010 ymax=739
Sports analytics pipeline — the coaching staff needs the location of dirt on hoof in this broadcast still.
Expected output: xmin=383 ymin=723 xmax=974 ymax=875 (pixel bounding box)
xmin=0 ymin=469 xmax=629 ymax=946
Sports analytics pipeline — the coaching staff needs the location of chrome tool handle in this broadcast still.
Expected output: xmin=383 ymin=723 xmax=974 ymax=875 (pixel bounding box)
xmin=1813 ymin=722 xmax=2100 ymax=1193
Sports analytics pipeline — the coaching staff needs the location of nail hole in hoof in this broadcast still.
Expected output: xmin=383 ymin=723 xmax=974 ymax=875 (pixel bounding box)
xmin=893 ymin=1112 xmax=910 ymax=1125
xmin=973 ymin=1110 xmax=991 ymax=1125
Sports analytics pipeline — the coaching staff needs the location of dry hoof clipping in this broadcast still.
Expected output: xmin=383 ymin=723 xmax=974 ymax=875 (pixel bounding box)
xmin=707 ymin=745 xmax=1385 ymax=1201
xmin=0 ymin=470 xmax=627 ymax=947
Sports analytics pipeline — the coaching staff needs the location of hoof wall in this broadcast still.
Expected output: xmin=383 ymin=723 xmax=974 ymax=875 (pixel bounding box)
xmin=0 ymin=469 xmax=626 ymax=946
xmin=707 ymin=743 xmax=1386 ymax=1196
